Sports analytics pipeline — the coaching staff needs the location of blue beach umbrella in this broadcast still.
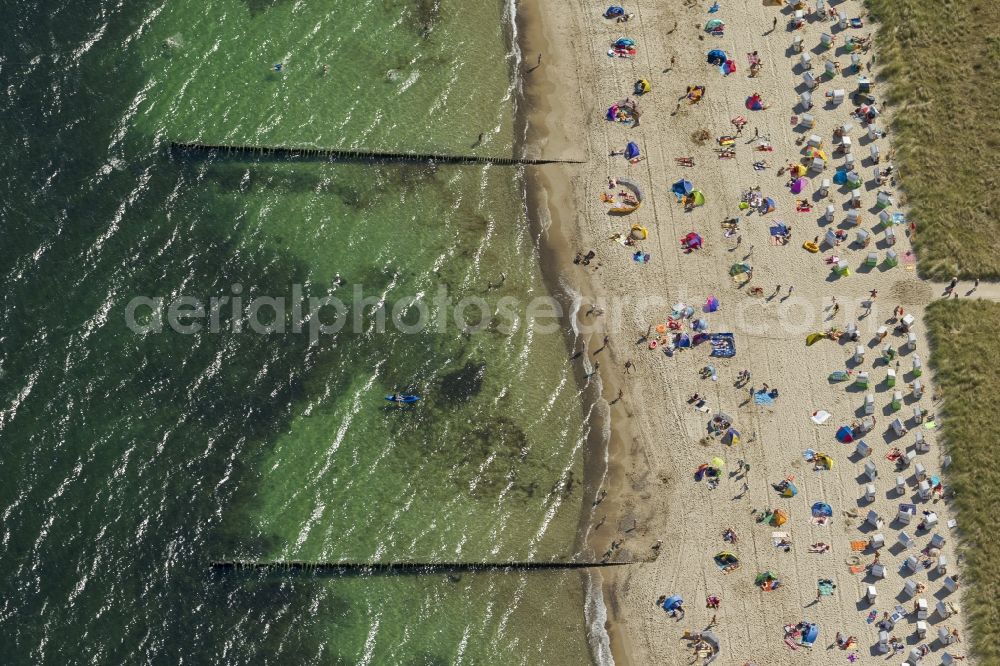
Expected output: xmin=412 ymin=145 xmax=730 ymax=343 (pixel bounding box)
xmin=625 ymin=142 xmax=641 ymax=159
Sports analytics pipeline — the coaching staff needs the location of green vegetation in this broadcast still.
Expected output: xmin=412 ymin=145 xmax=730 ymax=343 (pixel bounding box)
xmin=868 ymin=0 xmax=1000 ymax=279
xmin=925 ymin=300 xmax=1000 ymax=661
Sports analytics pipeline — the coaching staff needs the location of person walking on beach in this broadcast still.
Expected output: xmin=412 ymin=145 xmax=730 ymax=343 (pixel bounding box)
xmin=624 ymin=359 xmax=634 ymax=374
xmin=597 ymin=335 xmax=610 ymax=353
xmin=869 ymin=289 xmax=878 ymax=300
xmin=972 ymin=278 xmax=980 ymax=293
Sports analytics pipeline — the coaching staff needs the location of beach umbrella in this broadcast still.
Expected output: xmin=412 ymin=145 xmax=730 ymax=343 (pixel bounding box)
xmin=835 ymin=425 xmax=854 ymax=443
xmin=710 ymin=457 xmax=725 ymax=470
xmin=613 ymin=38 xmax=635 ymax=48
xmin=745 ymin=94 xmax=764 ymax=110
xmin=811 ymin=502 xmax=833 ymax=517
xmin=707 ymin=49 xmax=727 ymax=65
xmin=672 ymin=178 xmax=693 ymax=197
xmin=832 ymin=170 xmax=848 ymax=185
xmin=791 ymin=177 xmax=809 ymax=194
xmin=604 ymin=6 xmax=625 ymax=18
xmin=625 ymin=142 xmax=640 ymax=159
xmin=690 ymin=190 xmax=706 ymax=207
xmin=805 ymin=147 xmax=827 ymax=162
xmin=705 ymin=296 xmax=719 ymax=312
xmin=705 ymin=19 xmax=724 ymax=30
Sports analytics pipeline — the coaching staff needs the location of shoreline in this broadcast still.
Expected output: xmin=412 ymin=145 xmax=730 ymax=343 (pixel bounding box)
xmin=516 ymin=0 xmax=973 ymax=664
xmin=513 ymin=0 xmax=637 ymax=663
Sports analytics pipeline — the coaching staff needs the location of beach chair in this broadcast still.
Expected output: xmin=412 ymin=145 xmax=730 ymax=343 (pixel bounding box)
xmin=841 ymin=136 xmax=852 ymax=153
xmin=897 ymin=507 xmax=912 ymax=524
xmin=851 ymin=53 xmax=861 ymax=71
xmin=916 ymin=621 xmax=927 ymax=638
xmin=914 ymin=431 xmax=928 ymax=453
xmin=891 ymin=390 xmax=902 ymax=411
xmin=877 ymin=191 xmax=892 ymax=208
xmin=866 ymin=585 xmax=877 ymax=603
xmin=864 ymin=393 xmax=875 ymax=415
xmin=903 ymin=579 xmax=918 ymax=598
xmin=824 ymin=206 xmax=836 ymax=223
xmin=870 ymin=532 xmax=885 ymax=549
xmin=868 ymin=124 xmax=882 ymax=140
xmin=917 ymin=598 xmax=929 ymax=619
xmin=912 ymin=380 xmax=923 ymax=399
xmin=884 ymin=224 xmax=896 ymax=245
xmin=800 ymin=91 xmax=813 ymax=111
xmin=943 ymin=653 xmax=958 ymax=665
xmin=824 ymin=60 xmax=837 ymax=78
xmin=899 ymin=531 xmax=914 ymax=549
xmin=838 ymin=12 xmax=848 ymax=29
xmin=857 ymin=438 xmax=873 ymax=457
xmin=878 ymin=210 xmax=891 ymax=227
xmin=906 ymin=330 xmax=916 ymax=349
xmin=896 ymin=476 xmax=906 ymax=495
xmin=802 ymin=71 xmax=817 ymax=89
xmin=885 ymin=249 xmax=899 ymax=267
xmin=820 ymin=178 xmax=831 ymax=196
xmin=938 ymin=556 xmax=949 ymax=575
xmin=936 ymin=600 xmax=951 ymax=620
xmin=810 ymin=156 xmax=826 ymax=172
xmin=820 ymin=32 xmax=833 ymax=48
xmin=865 ymin=251 xmax=877 ymax=267
xmin=870 ymin=144 xmax=880 ymax=164
xmin=930 ymin=533 xmax=946 ymax=549
xmin=871 ymin=166 xmax=881 ymax=184
xmin=884 ymin=368 xmax=895 ymax=388
xmin=800 ymin=52 xmax=812 ymax=70
xmin=799 ymin=112 xmax=815 ymax=127
xmin=847 ymin=174 xmax=862 ymax=191
xmin=871 ymin=562 xmax=886 ymax=578
xmin=831 ymin=88 xmax=845 ymax=105
xmin=923 ymin=511 xmax=938 ymax=529
xmin=877 ymin=631 xmax=889 ymax=654
xmin=918 ymin=479 xmax=931 ymax=499
xmin=911 ymin=405 xmax=923 ymax=424
xmin=912 ymin=355 xmax=922 ymax=377
xmin=904 ymin=449 xmax=916 ymax=467
xmin=864 ymin=461 xmax=878 ymax=482
xmin=915 ymin=462 xmax=927 ymax=481
xmin=863 ymin=514 xmax=881 ymax=535
xmin=854 ymin=346 xmax=865 ymax=363
xmin=939 ymin=627 xmax=954 ymax=644
xmin=807 ymin=134 xmax=823 ymax=148
xmin=844 ymin=153 xmax=855 ymax=170
xmin=864 ymin=483 xmax=876 ymax=502
xmin=891 ymin=418 xmax=907 ymax=436
xmin=856 ymin=228 xmax=869 ymax=246
xmin=943 ymin=576 xmax=959 ymax=595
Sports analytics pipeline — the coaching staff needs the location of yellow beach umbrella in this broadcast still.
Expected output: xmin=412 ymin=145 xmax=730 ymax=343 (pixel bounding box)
xmin=710 ymin=457 xmax=726 ymax=470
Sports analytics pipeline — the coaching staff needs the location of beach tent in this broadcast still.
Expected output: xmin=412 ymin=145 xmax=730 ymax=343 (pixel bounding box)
xmin=672 ymin=178 xmax=694 ymax=198
xmin=811 ymin=501 xmax=833 ymax=518
xmin=707 ymin=49 xmax=727 ymax=66
xmin=662 ymin=595 xmax=684 ymax=611
xmin=755 ymin=571 xmax=780 ymax=591
xmin=714 ymin=551 xmax=739 ymax=569
xmin=745 ymin=93 xmax=765 ymax=110
xmin=604 ymin=6 xmax=625 ymax=18
xmin=710 ymin=457 xmax=725 ymax=471
xmin=791 ymin=177 xmax=809 ymax=194
xmin=613 ymin=38 xmax=635 ymax=48
xmin=723 ymin=427 xmax=740 ymax=446
xmin=681 ymin=232 xmax=703 ymax=251
xmin=705 ymin=18 xmax=724 ymax=31
xmin=709 ymin=333 xmax=736 ymax=358
xmin=676 ymin=333 xmax=691 ymax=348
xmin=630 ymin=224 xmax=648 ymax=240
xmin=705 ymin=296 xmax=719 ymax=312
xmin=634 ymin=79 xmax=651 ymax=94
xmin=835 ymin=425 xmax=854 ymax=443
xmin=688 ymin=190 xmax=706 ymax=207
xmin=770 ymin=509 xmax=788 ymax=527
xmin=800 ymin=623 xmax=819 ymax=647
xmin=814 ymin=453 xmax=834 ymax=469
xmin=624 ymin=142 xmax=641 ymax=159
xmin=609 ymin=178 xmax=643 ymax=215
xmin=777 ymin=480 xmax=797 ymax=497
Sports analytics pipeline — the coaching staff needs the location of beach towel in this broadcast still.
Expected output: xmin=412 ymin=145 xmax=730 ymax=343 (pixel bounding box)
xmin=769 ymin=223 xmax=789 ymax=237
xmin=886 ymin=448 xmax=902 ymax=461
xmin=811 ymin=410 xmax=832 ymax=425
xmin=849 ymin=565 xmax=865 ymax=574
xmin=818 ymin=579 xmax=836 ymax=595
xmin=753 ymin=391 xmax=775 ymax=406
xmin=850 ymin=540 xmax=867 ymax=551
xmin=866 ymin=610 xmax=878 ymax=623
xmin=811 ymin=516 xmax=830 ymax=526
xmin=708 ymin=333 xmax=736 ymax=358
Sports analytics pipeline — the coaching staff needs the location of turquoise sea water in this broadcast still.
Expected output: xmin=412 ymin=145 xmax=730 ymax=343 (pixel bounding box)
xmin=0 ymin=1 xmax=595 ymax=663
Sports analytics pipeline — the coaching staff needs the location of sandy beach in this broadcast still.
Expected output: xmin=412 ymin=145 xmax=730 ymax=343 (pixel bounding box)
xmin=521 ymin=0 xmax=972 ymax=663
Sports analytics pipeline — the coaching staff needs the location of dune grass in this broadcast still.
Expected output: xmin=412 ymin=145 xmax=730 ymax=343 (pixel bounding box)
xmin=867 ymin=0 xmax=1000 ymax=279
xmin=925 ymin=300 xmax=1000 ymax=661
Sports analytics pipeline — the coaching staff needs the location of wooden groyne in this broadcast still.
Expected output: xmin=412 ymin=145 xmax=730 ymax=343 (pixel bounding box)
xmin=211 ymin=560 xmax=633 ymax=576
xmin=169 ymin=142 xmax=585 ymax=166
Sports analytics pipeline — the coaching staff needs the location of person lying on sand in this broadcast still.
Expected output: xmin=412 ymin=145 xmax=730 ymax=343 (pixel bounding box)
xmin=808 ymin=542 xmax=830 ymax=553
